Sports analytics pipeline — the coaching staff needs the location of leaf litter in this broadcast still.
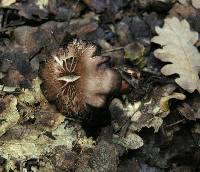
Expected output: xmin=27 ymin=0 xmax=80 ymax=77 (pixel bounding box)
xmin=0 ymin=0 xmax=200 ymax=171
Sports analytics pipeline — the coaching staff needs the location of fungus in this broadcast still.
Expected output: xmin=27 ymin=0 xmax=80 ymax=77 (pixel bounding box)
xmin=40 ymin=39 xmax=121 ymax=116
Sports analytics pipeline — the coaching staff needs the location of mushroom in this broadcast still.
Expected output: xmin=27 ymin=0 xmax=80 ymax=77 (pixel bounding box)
xmin=40 ymin=39 xmax=121 ymax=116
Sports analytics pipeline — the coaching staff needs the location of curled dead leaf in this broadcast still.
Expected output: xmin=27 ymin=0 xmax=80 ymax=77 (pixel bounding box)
xmin=160 ymin=92 xmax=186 ymax=112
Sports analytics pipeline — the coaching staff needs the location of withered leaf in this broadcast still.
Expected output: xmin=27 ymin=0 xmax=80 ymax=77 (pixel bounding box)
xmin=192 ymin=0 xmax=200 ymax=9
xmin=168 ymin=3 xmax=197 ymax=20
xmin=0 ymin=95 xmax=20 ymax=137
xmin=124 ymin=42 xmax=146 ymax=69
xmin=152 ymin=17 xmax=200 ymax=93
xmin=0 ymin=0 xmax=16 ymax=7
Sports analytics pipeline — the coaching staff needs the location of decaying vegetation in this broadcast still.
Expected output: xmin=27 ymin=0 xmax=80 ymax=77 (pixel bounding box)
xmin=0 ymin=0 xmax=200 ymax=171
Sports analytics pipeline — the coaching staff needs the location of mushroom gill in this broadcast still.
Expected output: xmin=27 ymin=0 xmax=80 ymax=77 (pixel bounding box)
xmin=40 ymin=39 xmax=121 ymax=116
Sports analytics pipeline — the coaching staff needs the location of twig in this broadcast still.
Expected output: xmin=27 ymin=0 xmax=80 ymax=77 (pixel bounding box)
xmin=101 ymin=47 xmax=124 ymax=55
xmin=165 ymin=119 xmax=186 ymax=128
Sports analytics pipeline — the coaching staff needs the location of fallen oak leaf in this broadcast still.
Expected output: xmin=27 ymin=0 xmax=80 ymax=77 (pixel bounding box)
xmin=151 ymin=17 xmax=200 ymax=93
xmin=192 ymin=0 xmax=200 ymax=9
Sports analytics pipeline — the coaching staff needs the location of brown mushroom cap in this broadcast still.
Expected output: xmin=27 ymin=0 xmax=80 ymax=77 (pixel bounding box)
xmin=40 ymin=39 xmax=121 ymax=116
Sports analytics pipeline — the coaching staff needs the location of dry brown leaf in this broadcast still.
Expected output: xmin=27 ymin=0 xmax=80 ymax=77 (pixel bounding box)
xmin=151 ymin=17 xmax=200 ymax=93
xmin=168 ymin=3 xmax=197 ymax=20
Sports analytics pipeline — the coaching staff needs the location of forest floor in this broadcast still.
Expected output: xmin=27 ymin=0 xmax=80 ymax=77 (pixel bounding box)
xmin=0 ymin=0 xmax=200 ymax=172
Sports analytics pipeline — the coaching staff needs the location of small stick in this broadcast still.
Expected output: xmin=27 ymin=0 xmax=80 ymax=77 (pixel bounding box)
xmin=101 ymin=47 xmax=124 ymax=55
xmin=165 ymin=119 xmax=186 ymax=128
